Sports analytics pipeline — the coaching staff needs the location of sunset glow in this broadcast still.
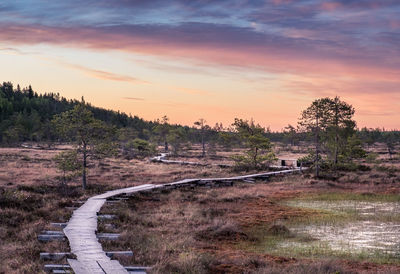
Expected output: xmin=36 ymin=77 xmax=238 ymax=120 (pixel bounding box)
xmin=1 ymin=1 xmax=399 ymax=130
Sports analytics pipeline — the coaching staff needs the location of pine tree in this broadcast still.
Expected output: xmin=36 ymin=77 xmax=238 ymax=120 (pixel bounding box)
xmin=52 ymin=102 xmax=116 ymax=189
xmin=194 ymin=118 xmax=210 ymax=157
xmin=326 ymin=96 xmax=355 ymax=166
xmin=298 ymin=98 xmax=331 ymax=177
xmin=232 ymin=118 xmax=276 ymax=170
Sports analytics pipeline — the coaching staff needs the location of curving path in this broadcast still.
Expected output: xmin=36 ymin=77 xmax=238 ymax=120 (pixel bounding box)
xmin=150 ymin=153 xmax=210 ymax=166
xmin=150 ymin=153 xmax=292 ymax=169
xmin=64 ymin=184 xmax=160 ymax=273
xmin=63 ymin=156 xmax=305 ymax=273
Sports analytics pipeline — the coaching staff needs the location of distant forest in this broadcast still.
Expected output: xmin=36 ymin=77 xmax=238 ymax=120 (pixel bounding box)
xmin=0 ymin=81 xmax=398 ymax=147
xmin=0 ymin=82 xmax=158 ymax=143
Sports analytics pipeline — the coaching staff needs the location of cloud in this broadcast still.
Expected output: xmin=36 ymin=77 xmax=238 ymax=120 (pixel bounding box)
xmin=1 ymin=0 xmax=400 ymax=106
xmin=320 ymin=0 xmax=400 ymax=10
xmin=0 ymin=45 xmax=149 ymax=84
xmin=122 ymin=97 xmax=145 ymax=101
xmin=56 ymin=60 xmax=149 ymax=84
xmin=0 ymin=47 xmax=38 ymax=55
xmin=1 ymin=22 xmax=398 ymax=79
xmin=0 ymin=47 xmax=21 ymax=54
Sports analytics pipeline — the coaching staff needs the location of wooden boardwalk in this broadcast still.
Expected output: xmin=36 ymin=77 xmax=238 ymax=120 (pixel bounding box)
xmin=150 ymin=153 xmax=209 ymax=166
xmin=62 ymin=160 xmax=305 ymax=274
xmin=64 ymin=184 xmax=160 ymax=274
xmin=150 ymin=153 xmax=293 ymax=169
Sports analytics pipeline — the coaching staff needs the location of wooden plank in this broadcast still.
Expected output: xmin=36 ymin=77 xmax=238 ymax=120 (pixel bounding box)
xmin=40 ymin=252 xmax=71 ymax=260
xmin=67 ymin=259 xmax=91 ymax=274
xmin=125 ymin=266 xmax=152 ymax=272
xmin=43 ymin=264 xmax=70 ymax=272
xmin=105 ymin=200 xmax=121 ymax=204
xmin=110 ymin=197 xmax=129 ymax=201
xmin=97 ymin=260 xmax=129 ymax=274
xmin=41 ymin=230 xmax=64 ymax=235
xmin=38 ymin=234 xmax=65 ymax=242
xmin=52 ymin=270 xmax=71 ymax=274
xmin=126 ymin=271 xmax=147 ymax=274
xmin=98 ymin=214 xmax=116 ymax=220
xmin=97 ymin=233 xmax=120 ymax=240
xmin=51 ymin=223 xmax=67 ymax=228
xmin=106 ymin=251 xmax=133 ymax=258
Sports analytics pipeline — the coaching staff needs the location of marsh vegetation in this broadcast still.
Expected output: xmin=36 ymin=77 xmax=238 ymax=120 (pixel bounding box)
xmin=1 ymin=84 xmax=400 ymax=273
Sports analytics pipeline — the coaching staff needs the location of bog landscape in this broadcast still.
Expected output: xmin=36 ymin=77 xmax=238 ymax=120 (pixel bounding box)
xmin=1 ymin=1 xmax=400 ymax=274
xmin=1 ymin=85 xmax=399 ymax=274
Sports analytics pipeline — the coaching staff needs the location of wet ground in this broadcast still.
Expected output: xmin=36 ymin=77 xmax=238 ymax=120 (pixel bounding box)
xmin=284 ymin=200 xmax=400 ymax=255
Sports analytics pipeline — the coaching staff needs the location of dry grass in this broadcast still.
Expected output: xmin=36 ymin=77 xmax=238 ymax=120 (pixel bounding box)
xmin=0 ymin=185 xmax=81 ymax=273
xmin=0 ymin=145 xmax=251 ymax=273
xmin=1 ymin=144 xmax=400 ymax=273
xmin=0 ymin=146 xmax=248 ymax=190
xmin=97 ymin=177 xmax=400 ymax=273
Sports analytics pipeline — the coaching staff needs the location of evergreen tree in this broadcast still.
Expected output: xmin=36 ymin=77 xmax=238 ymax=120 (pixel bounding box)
xmin=283 ymin=124 xmax=298 ymax=146
xmin=299 ymin=97 xmax=366 ymax=175
xmin=383 ymin=131 xmax=399 ymax=159
xmin=52 ymin=102 xmax=116 ymax=189
xmin=167 ymin=127 xmax=187 ymax=155
xmin=342 ymin=134 xmax=366 ymax=162
xmin=326 ymin=96 xmax=355 ymax=166
xmin=298 ymin=98 xmax=331 ymax=177
xmin=53 ymin=150 xmax=80 ymax=187
xmin=232 ymin=118 xmax=276 ymax=170
xmin=194 ymin=118 xmax=210 ymax=157
xmin=153 ymin=115 xmax=171 ymax=152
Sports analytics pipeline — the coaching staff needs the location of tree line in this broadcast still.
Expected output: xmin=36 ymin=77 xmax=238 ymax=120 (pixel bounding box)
xmin=1 ymin=82 xmax=396 ymax=148
xmin=0 ymin=82 xmax=280 ymax=151
xmin=0 ymin=82 xmax=154 ymax=143
xmin=1 ymin=82 xmax=399 ymax=188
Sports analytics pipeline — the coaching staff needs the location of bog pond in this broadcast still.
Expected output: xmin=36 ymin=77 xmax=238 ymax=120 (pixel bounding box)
xmin=285 ymin=199 xmax=400 ymax=252
xmin=253 ymin=194 xmax=400 ymax=263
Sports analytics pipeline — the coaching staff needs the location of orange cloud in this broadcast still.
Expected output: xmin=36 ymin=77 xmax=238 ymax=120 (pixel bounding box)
xmin=122 ymin=97 xmax=145 ymax=101
xmin=65 ymin=63 xmax=148 ymax=84
xmin=52 ymin=59 xmax=149 ymax=84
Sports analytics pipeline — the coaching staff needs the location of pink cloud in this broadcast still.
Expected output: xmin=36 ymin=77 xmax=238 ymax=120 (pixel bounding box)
xmin=0 ymin=22 xmax=398 ymax=85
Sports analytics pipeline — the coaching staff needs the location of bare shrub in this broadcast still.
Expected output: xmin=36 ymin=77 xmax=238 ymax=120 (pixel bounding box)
xmin=153 ymin=251 xmax=215 ymax=274
xmin=267 ymin=224 xmax=291 ymax=236
xmin=196 ymin=219 xmax=248 ymax=241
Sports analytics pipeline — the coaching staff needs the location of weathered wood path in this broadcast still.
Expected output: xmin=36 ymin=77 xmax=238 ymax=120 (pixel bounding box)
xmin=150 ymin=153 xmax=292 ymax=169
xmin=150 ymin=153 xmax=231 ymax=167
xmin=59 ymin=155 xmax=305 ymax=274
xmin=64 ymin=184 xmax=159 ymax=274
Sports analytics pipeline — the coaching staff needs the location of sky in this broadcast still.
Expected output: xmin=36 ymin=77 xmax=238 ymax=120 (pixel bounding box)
xmin=0 ymin=0 xmax=399 ymax=130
